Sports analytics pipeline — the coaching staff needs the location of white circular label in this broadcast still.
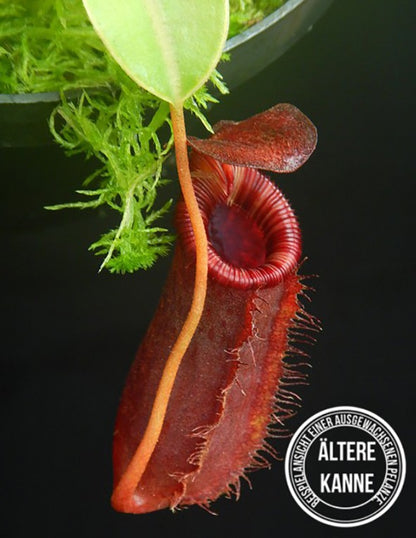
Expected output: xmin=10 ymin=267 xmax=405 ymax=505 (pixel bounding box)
xmin=284 ymin=406 xmax=406 ymax=527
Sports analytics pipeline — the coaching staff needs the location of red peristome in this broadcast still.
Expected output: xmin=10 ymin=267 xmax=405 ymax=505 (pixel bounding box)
xmin=112 ymin=152 xmax=311 ymax=513
xmin=188 ymin=103 xmax=317 ymax=173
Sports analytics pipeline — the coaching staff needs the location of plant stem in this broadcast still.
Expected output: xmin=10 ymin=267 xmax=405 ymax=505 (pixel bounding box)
xmin=111 ymin=104 xmax=208 ymax=512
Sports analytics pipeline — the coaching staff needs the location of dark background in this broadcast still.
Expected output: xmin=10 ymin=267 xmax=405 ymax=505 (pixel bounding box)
xmin=1 ymin=0 xmax=414 ymax=536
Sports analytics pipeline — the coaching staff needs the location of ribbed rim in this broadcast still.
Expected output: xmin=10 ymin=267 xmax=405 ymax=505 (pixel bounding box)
xmin=176 ymin=154 xmax=301 ymax=290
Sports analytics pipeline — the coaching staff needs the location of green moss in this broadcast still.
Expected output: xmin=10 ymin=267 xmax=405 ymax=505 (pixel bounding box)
xmin=0 ymin=0 xmax=112 ymax=94
xmin=47 ymin=86 xmax=175 ymax=272
xmin=0 ymin=0 xmax=285 ymax=94
xmin=0 ymin=0 xmax=285 ymax=273
xmin=228 ymin=0 xmax=286 ymax=38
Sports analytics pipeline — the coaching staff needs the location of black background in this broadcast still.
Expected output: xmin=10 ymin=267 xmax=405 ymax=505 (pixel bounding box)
xmin=1 ymin=0 xmax=414 ymax=536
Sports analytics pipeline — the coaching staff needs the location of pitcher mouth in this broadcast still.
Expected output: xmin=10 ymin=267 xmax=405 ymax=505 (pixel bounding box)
xmin=176 ymin=153 xmax=302 ymax=289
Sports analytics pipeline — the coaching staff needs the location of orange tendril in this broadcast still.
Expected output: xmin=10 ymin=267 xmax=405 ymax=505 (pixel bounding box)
xmin=111 ymin=104 xmax=208 ymax=511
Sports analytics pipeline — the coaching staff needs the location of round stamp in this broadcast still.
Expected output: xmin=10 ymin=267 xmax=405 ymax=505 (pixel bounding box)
xmin=284 ymin=406 xmax=406 ymax=527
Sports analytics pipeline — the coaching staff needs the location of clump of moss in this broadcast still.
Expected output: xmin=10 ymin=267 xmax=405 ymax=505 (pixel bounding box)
xmin=0 ymin=0 xmax=286 ymax=94
xmin=229 ymin=0 xmax=286 ymax=37
xmin=0 ymin=0 xmax=112 ymax=93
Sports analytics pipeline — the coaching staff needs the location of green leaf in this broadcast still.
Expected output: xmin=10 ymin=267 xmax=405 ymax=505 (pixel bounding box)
xmin=82 ymin=0 xmax=229 ymax=105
